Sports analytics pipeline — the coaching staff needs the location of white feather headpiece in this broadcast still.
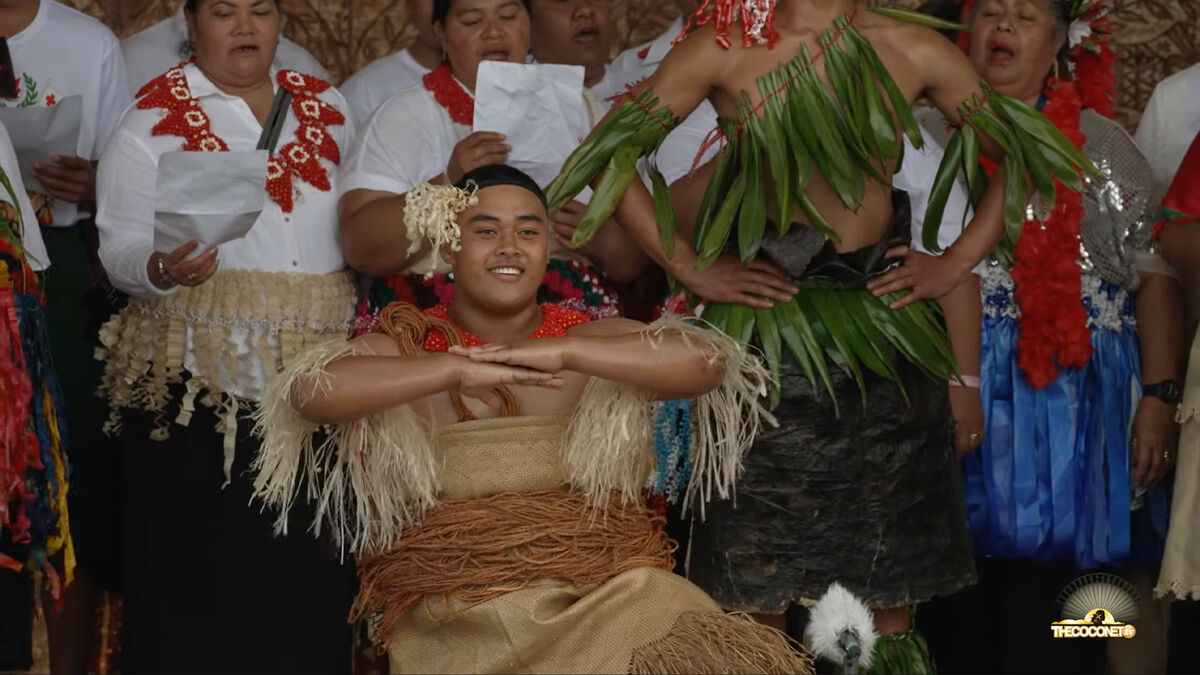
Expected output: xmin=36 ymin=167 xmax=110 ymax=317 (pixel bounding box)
xmin=403 ymin=180 xmax=479 ymax=277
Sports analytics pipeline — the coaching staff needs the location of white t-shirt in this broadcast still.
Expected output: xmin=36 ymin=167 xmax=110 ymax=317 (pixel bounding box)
xmin=121 ymin=10 xmax=329 ymax=95
xmin=1134 ymin=62 xmax=1200 ymax=202
xmin=895 ymin=107 xmax=981 ymax=275
xmin=0 ymin=0 xmax=131 ymax=229
xmin=339 ymin=50 xmax=432 ymax=126
xmin=604 ymin=16 xmax=683 ymax=96
xmin=0 ymin=120 xmax=49 ymax=271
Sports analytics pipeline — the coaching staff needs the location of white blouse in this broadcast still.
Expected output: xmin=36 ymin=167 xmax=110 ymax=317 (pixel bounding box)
xmin=1134 ymin=63 xmax=1200 ymax=202
xmin=97 ymin=63 xmax=356 ymax=300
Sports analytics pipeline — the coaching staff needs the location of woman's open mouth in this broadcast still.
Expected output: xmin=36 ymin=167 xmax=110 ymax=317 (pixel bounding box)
xmin=573 ymin=27 xmax=599 ymax=44
xmin=987 ymin=40 xmax=1015 ymax=64
xmin=481 ymin=49 xmax=511 ymax=61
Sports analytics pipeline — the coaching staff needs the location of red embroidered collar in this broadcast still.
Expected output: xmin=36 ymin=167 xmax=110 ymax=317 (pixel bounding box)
xmin=422 ymin=303 xmax=589 ymax=352
xmin=422 ymin=64 xmax=474 ymax=126
xmin=136 ymin=62 xmax=346 ymax=213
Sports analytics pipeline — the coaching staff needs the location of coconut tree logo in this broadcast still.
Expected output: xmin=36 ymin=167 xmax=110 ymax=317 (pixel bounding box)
xmin=1051 ymin=573 xmax=1140 ymax=639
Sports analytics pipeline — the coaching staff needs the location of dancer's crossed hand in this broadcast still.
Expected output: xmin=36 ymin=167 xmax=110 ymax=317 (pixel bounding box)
xmin=450 ymin=339 xmax=567 ymax=375
xmin=454 ymin=355 xmax=567 ymax=408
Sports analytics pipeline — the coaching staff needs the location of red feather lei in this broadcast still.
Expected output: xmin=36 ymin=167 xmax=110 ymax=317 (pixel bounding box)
xmin=136 ymin=62 xmax=345 ymax=213
xmin=422 ymin=64 xmax=474 ymax=127
xmin=980 ymin=78 xmax=1092 ymax=388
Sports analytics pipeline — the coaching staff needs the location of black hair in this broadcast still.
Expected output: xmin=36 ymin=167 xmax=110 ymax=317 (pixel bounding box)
xmin=454 ymin=164 xmax=548 ymax=212
xmin=432 ymin=0 xmax=531 ymax=25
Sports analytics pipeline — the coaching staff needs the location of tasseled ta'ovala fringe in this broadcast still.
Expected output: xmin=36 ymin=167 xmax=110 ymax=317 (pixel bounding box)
xmin=563 ymin=318 xmax=775 ymax=518
xmin=251 ymin=338 xmax=440 ymax=556
xmin=254 ymin=318 xmax=773 ymax=554
xmin=627 ymin=610 xmax=813 ymax=674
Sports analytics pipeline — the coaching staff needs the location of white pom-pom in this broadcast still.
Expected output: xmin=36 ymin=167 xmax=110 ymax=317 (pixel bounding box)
xmin=805 ymin=582 xmax=879 ymax=670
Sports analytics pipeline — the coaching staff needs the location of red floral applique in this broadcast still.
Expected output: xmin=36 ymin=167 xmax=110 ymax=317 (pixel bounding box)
xmin=422 ymin=63 xmax=474 ymax=126
xmin=421 ymin=303 xmax=589 ymax=352
xmin=137 ymin=62 xmax=345 ymax=213
xmin=637 ymin=46 xmax=651 ymax=59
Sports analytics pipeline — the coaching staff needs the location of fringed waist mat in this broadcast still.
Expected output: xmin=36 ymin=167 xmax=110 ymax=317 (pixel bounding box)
xmin=96 ymin=269 xmax=355 ymax=478
xmin=353 ymin=490 xmax=676 ymax=647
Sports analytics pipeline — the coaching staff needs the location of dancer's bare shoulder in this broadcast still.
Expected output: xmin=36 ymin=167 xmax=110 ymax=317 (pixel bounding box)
xmin=855 ymin=11 xmax=985 ymax=120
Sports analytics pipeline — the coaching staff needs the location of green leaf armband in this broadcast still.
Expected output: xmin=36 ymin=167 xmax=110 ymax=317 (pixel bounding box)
xmin=543 ymin=89 xmax=678 ymax=225
xmin=921 ymin=85 xmax=1101 ymax=254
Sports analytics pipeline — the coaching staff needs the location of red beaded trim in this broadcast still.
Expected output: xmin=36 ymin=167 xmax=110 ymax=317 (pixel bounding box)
xmin=421 ymin=303 xmax=590 ymax=352
xmin=422 ymin=63 xmax=474 ymax=127
xmin=137 ymin=62 xmax=346 ymax=213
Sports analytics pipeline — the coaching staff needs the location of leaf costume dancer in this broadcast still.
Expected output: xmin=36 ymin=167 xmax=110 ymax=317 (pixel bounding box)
xmin=545 ymin=0 xmax=1098 ymax=663
xmin=253 ymin=164 xmax=811 ymax=674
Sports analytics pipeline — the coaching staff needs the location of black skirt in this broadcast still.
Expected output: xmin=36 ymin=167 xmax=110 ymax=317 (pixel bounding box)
xmin=686 ymin=356 xmax=977 ymax=611
xmin=117 ymin=390 xmax=355 ymax=674
xmin=685 ymin=191 xmax=976 ymax=612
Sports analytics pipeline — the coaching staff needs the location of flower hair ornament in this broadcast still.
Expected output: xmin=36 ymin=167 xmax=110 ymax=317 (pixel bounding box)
xmin=1061 ymin=0 xmax=1115 ymax=116
xmin=403 ymin=180 xmax=479 ymax=277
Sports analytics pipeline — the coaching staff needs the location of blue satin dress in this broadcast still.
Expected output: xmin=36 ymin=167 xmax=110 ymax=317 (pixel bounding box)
xmin=962 ymin=110 xmax=1171 ymax=570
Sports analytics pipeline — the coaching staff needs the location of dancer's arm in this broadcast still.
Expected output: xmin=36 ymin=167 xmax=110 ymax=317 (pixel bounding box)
xmin=292 ymin=334 xmax=565 ymax=424
xmin=589 ymin=28 xmax=797 ymax=308
xmin=450 ymin=318 xmax=728 ymax=399
xmin=869 ymin=33 xmax=1009 ymax=308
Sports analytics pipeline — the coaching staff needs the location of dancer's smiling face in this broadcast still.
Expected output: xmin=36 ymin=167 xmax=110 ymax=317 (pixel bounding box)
xmin=968 ymin=0 xmax=1066 ymax=103
xmin=443 ymin=183 xmax=550 ymax=314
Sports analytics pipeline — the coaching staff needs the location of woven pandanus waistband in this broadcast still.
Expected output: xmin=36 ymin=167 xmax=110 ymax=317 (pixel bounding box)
xmin=351 ymin=490 xmax=676 ymax=644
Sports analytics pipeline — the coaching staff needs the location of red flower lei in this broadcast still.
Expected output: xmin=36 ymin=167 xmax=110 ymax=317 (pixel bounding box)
xmin=980 ymin=78 xmax=1092 ymax=388
xmin=136 ymin=62 xmax=345 ymax=213
xmin=422 ymin=64 xmax=474 ymax=126
xmin=421 ymin=303 xmax=589 ymax=352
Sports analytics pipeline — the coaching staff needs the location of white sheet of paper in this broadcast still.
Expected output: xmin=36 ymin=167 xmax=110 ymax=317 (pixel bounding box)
xmin=473 ymin=61 xmax=588 ymax=191
xmin=153 ymin=150 xmax=267 ymax=255
xmin=0 ymin=95 xmax=84 ymax=190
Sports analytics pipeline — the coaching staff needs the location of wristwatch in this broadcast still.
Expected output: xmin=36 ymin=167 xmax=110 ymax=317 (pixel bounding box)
xmin=1143 ymin=380 xmax=1183 ymax=405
